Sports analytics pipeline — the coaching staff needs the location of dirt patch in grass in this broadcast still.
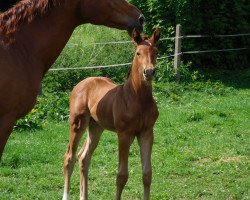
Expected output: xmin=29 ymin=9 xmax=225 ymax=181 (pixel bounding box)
xmin=218 ymin=156 xmax=249 ymax=163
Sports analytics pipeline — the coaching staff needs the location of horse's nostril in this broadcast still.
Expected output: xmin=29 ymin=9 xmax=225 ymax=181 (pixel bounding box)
xmin=138 ymin=14 xmax=145 ymax=26
xmin=144 ymin=68 xmax=155 ymax=77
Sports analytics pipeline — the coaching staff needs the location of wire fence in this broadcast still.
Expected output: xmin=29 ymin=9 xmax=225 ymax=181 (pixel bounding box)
xmin=49 ymin=30 xmax=250 ymax=72
xmin=65 ymin=33 xmax=250 ymax=46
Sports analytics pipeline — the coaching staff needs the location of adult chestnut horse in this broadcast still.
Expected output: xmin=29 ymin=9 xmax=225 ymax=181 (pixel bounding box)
xmin=0 ymin=0 xmax=144 ymax=160
xmin=63 ymin=28 xmax=160 ymax=200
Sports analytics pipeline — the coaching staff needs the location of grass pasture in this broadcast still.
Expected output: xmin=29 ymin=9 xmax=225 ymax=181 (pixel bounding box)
xmin=0 ymin=24 xmax=249 ymax=199
xmin=0 ymin=80 xmax=249 ymax=199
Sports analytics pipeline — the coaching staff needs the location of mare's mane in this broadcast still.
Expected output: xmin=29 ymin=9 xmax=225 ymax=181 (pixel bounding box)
xmin=0 ymin=0 xmax=62 ymax=39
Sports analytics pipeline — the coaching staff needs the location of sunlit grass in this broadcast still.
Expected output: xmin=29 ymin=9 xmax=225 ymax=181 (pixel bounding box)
xmin=1 ymin=81 xmax=249 ymax=199
xmin=1 ymin=23 xmax=250 ymax=200
xmin=52 ymin=25 xmax=134 ymax=69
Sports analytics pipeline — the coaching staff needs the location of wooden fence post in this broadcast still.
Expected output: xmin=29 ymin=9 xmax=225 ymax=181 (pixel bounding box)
xmin=174 ymin=24 xmax=182 ymax=83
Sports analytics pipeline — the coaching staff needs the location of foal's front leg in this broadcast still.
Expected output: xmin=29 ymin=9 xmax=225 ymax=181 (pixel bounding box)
xmin=115 ymin=133 xmax=135 ymax=200
xmin=138 ymin=129 xmax=154 ymax=200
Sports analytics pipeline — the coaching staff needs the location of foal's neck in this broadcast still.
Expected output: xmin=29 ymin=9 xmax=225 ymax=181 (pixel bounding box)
xmin=125 ymin=60 xmax=153 ymax=100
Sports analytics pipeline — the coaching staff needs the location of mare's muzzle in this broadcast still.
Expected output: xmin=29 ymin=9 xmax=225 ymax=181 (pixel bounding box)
xmin=128 ymin=14 xmax=145 ymax=35
xmin=138 ymin=14 xmax=145 ymax=28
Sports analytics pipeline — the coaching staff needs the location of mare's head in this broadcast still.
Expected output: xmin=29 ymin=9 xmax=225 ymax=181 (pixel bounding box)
xmin=131 ymin=28 xmax=160 ymax=82
xmin=79 ymin=0 xmax=145 ymax=34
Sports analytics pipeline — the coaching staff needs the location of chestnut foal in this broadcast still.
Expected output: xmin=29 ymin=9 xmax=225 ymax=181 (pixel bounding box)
xmin=63 ymin=29 xmax=160 ymax=200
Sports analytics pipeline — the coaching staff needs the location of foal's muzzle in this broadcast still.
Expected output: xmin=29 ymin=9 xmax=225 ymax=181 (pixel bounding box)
xmin=143 ymin=68 xmax=155 ymax=81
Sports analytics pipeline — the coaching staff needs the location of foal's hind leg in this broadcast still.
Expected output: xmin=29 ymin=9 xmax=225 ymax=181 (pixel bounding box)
xmin=63 ymin=114 xmax=90 ymax=200
xmin=78 ymin=119 xmax=103 ymax=200
xmin=137 ymin=129 xmax=153 ymax=200
xmin=0 ymin=114 xmax=16 ymax=161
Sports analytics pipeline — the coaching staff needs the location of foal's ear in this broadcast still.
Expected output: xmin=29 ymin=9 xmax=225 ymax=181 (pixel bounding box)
xmin=151 ymin=28 xmax=161 ymax=45
xmin=132 ymin=28 xmax=143 ymax=45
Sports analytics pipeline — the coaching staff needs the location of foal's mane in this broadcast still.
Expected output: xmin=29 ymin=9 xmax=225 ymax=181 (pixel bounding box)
xmin=0 ymin=0 xmax=62 ymax=39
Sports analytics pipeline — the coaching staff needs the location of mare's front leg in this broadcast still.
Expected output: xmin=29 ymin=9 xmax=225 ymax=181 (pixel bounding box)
xmin=0 ymin=114 xmax=16 ymax=161
xmin=137 ymin=129 xmax=154 ymax=200
xmin=115 ymin=133 xmax=135 ymax=200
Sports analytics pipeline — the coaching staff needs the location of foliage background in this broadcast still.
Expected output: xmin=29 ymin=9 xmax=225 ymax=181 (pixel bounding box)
xmin=1 ymin=0 xmax=249 ymax=127
xmin=0 ymin=0 xmax=18 ymax=11
xmin=1 ymin=0 xmax=249 ymax=69
xmin=0 ymin=1 xmax=249 ymax=199
xmin=130 ymin=0 xmax=250 ymax=69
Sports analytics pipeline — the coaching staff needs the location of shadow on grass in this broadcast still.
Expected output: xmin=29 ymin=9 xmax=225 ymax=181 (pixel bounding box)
xmin=198 ymin=68 xmax=250 ymax=89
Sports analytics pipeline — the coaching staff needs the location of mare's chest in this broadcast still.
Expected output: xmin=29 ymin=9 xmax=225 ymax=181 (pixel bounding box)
xmin=0 ymin=48 xmax=43 ymax=117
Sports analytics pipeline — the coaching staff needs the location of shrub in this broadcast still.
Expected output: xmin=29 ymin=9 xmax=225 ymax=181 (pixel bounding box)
xmin=129 ymin=0 xmax=250 ymax=69
xmin=14 ymin=109 xmax=43 ymax=131
xmin=0 ymin=0 xmax=18 ymax=12
xmin=15 ymin=92 xmax=70 ymax=130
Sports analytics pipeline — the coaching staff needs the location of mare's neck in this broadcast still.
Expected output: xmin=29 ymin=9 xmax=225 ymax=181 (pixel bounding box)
xmin=12 ymin=2 xmax=80 ymax=74
xmin=125 ymin=60 xmax=153 ymax=100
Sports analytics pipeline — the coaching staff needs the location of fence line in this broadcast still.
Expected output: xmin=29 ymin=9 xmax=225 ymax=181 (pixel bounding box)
xmin=182 ymin=33 xmax=250 ymax=39
xmin=49 ymin=56 xmax=170 ymax=71
xmin=49 ymin=47 xmax=249 ymax=72
xmin=66 ymin=37 xmax=174 ymax=47
xmin=49 ymin=28 xmax=249 ymax=72
xmin=182 ymin=47 xmax=249 ymax=55
xmin=66 ymin=40 xmax=132 ymax=47
xmin=66 ymin=33 xmax=250 ymax=47
xmin=49 ymin=62 xmax=132 ymax=71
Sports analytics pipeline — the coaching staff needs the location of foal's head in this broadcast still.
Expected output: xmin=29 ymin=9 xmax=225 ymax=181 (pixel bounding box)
xmin=131 ymin=28 xmax=161 ymax=82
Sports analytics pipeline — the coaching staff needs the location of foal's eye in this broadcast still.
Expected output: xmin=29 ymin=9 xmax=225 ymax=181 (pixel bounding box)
xmin=137 ymin=52 xmax=141 ymax=57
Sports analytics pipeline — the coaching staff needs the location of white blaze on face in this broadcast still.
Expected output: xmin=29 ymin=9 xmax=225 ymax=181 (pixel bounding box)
xmin=146 ymin=42 xmax=153 ymax=74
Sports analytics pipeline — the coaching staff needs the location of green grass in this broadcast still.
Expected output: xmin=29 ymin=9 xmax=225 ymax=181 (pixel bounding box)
xmin=0 ymin=81 xmax=249 ymax=200
xmin=53 ymin=25 xmax=134 ymax=69
xmin=2 ymin=24 xmax=250 ymax=199
xmin=42 ymin=25 xmax=137 ymax=94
